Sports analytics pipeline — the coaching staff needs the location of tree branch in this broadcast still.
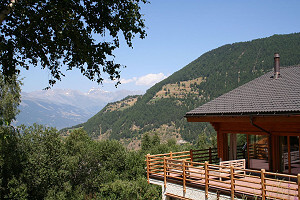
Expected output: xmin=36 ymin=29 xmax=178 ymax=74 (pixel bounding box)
xmin=0 ymin=0 xmax=17 ymax=25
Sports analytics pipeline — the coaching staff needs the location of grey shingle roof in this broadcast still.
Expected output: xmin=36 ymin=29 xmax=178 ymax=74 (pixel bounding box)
xmin=186 ymin=65 xmax=300 ymax=116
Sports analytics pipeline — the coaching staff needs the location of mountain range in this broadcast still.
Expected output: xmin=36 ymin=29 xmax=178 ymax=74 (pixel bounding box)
xmin=62 ymin=33 xmax=300 ymax=148
xmin=15 ymin=88 xmax=143 ymax=129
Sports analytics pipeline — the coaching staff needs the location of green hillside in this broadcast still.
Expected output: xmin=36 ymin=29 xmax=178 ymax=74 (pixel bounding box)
xmin=66 ymin=33 xmax=300 ymax=145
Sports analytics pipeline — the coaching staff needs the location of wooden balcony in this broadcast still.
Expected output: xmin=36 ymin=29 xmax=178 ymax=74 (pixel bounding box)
xmin=146 ymin=149 xmax=300 ymax=200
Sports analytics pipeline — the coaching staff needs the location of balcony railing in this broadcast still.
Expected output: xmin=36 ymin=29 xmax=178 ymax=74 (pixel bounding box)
xmin=146 ymin=150 xmax=300 ymax=200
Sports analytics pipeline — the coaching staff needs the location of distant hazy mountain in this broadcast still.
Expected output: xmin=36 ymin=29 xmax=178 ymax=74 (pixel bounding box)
xmin=15 ymin=88 xmax=143 ymax=129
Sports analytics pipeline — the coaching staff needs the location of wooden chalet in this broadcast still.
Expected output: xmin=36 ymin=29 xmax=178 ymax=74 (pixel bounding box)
xmin=146 ymin=54 xmax=300 ymax=200
xmin=185 ymin=54 xmax=300 ymax=174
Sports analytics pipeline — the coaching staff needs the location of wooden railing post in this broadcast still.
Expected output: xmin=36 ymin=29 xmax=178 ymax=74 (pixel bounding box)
xmin=205 ymin=161 xmax=209 ymax=199
xmin=190 ymin=149 xmax=194 ymax=166
xmin=146 ymin=154 xmax=150 ymax=184
xmin=297 ymin=173 xmax=300 ymax=199
xmin=164 ymin=156 xmax=167 ymax=188
xmin=183 ymin=160 xmax=186 ymax=193
xmin=261 ymin=169 xmax=265 ymax=200
xmin=209 ymin=147 xmax=212 ymax=164
xmin=230 ymin=165 xmax=235 ymax=200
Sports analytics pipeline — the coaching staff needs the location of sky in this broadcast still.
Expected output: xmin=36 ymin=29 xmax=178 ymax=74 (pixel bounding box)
xmin=20 ymin=0 xmax=300 ymax=93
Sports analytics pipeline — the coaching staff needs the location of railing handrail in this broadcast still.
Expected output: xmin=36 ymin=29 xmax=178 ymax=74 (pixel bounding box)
xmin=191 ymin=147 xmax=217 ymax=152
xmin=146 ymin=150 xmax=300 ymax=200
xmin=147 ymin=150 xmax=190 ymax=158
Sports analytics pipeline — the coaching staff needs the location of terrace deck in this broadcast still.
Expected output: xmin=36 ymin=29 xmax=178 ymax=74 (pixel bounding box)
xmin=146 ymin=151 xmax=300 ymax=200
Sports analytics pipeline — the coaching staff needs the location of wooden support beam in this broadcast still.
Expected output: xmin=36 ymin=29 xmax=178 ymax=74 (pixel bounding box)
xmin=288 ymin=136 xmax=291 ymax=175
xmin=273 ymin=135 xmax=281 ymax=172
xmin=247 ymin=135 xmax=250 ymax=169
xmin=218 ymin=131 xmax=229 ymax=161
xmin=219 ymin=122 xmax=300 ymax=134
xmin=224 ymin=133 xmax=229 ymax=161
xmin=299 ymin=137 xmax=300 ymax=168
xmin=229 ymin=133 xmax=237 ymax=160
xmin=268 ymin=134 xmax=273 ymax=172
xmin=217 ymin=131 xmax=222 ymax=160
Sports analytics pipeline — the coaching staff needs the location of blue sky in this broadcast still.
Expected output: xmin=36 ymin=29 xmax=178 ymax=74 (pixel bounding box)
xmin=21 ymin=0 xmax=300 ymax=93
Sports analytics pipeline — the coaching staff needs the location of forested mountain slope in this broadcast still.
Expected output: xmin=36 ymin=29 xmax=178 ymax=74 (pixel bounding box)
xmin=66 ymin=33 xmax=300 ymax=145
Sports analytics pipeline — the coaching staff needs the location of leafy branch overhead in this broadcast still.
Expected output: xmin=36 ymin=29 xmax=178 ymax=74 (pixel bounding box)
xmin=0 ymin=0 xmax=148 ymax=87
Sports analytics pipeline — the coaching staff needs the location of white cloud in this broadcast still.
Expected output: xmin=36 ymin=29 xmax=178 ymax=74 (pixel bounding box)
xmin=120 ymin=77 xmax=137 ymax=84
xmin=103 ymin=73 xmax=168 ymax=87
xmin=103 ymin=79 xmax=116 ymax=84
xmin=135 ymin=73 xmax=167 ymax=86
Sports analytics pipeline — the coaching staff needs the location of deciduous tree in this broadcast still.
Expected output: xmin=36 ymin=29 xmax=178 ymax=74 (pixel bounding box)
xmin=0 ymin=0 xmax=148 ymax=87
xmin=0 ymin=74 xmax=21 ymax=126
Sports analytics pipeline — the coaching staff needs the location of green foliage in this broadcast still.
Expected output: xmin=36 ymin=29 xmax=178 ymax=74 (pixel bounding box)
xmin=0 ymin=0 xmax=148 ymax=87
xmin=1 ymin=125 xmax=164 ymax=199
xmin=0 ymin=73 xmax=23 ymax=199
xmin=1 ymin=121 xmax=213 ymax=199
xmin=0 ymin=126 xmax=24 ymax=199
xmin=152 ymin=132 xmax=160 ymax=146
xmin=195 ymin=132 xmax=217 ymax=149
xmin=141 ymin=133 xmax=152 ymax=151
xmin=45 ymin=183 xmax=85 ymax=200
xmin=141 ymin=133 xmax=190 ymax=155
xmin=5 ymin=177 xmax=28 ymax=200
xmin=73 ymin=33 xmax=300 ymax=144
xmin=0 ymin=74 xmax=21 ymax=126
xmin=19 ymin=125 xmax=67 ymax=200
xmin=140 ymin=133 xmax=182 ymax=154
xmin=96 ymin=178 xmax=160 ymax=200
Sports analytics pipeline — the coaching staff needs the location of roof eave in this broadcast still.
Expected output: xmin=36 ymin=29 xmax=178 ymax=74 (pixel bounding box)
xmin=186 ymin=111 xmax=300 ymax=117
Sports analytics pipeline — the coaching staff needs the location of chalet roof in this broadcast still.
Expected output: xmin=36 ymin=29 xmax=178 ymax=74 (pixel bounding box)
xmin=186 ymin=65 xmax=300 ymax=117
